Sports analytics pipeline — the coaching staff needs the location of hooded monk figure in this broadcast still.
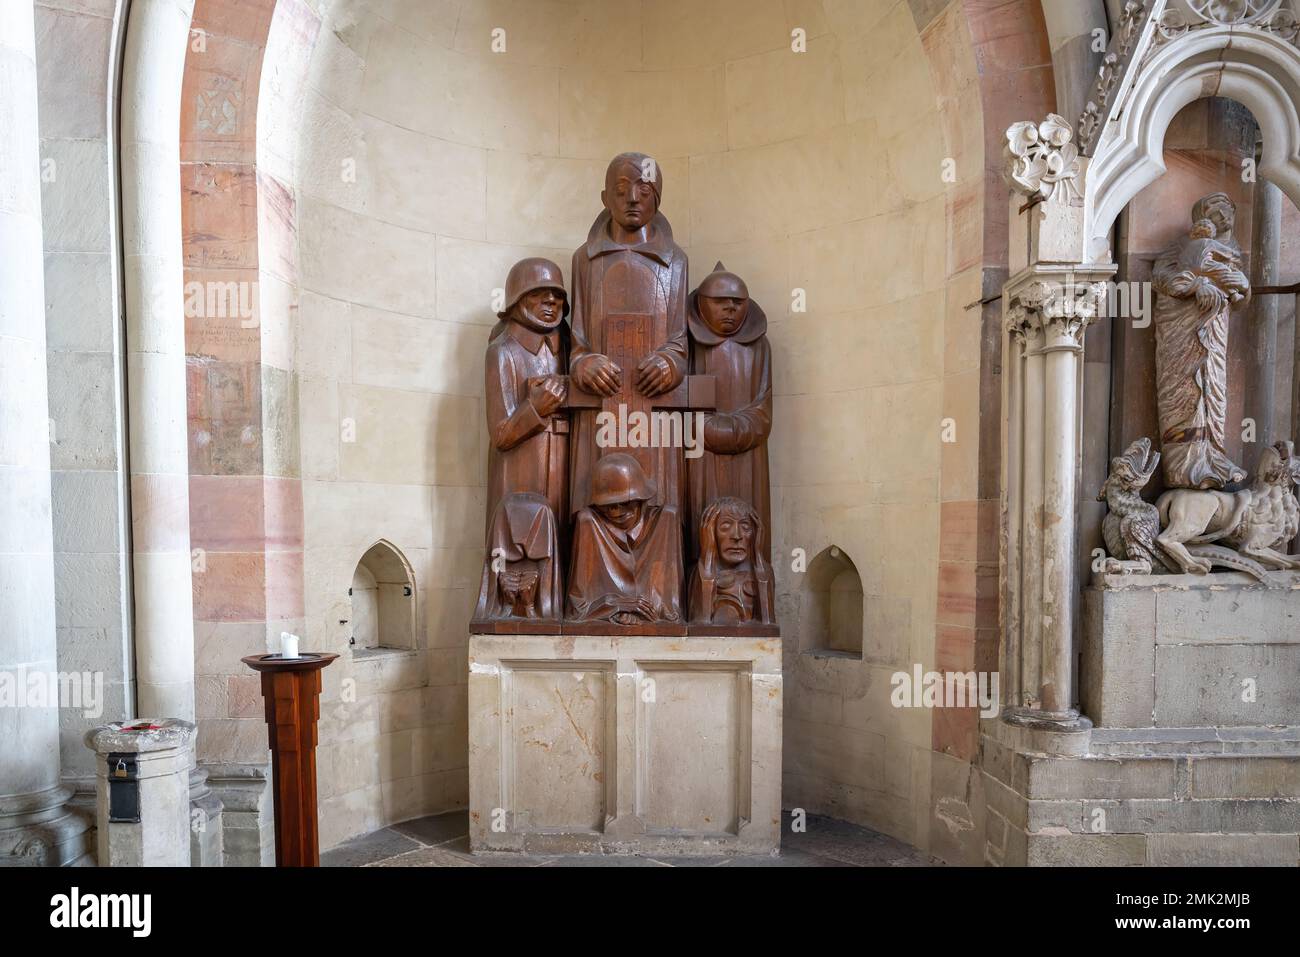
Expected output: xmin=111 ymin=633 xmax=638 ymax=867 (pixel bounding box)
xmin=686 ymin=263 xmax=772 ymax=560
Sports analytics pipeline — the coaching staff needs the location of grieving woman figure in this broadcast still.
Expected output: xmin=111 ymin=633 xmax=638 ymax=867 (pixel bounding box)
xmin=688 ymin=496 xmax=775 ymax=627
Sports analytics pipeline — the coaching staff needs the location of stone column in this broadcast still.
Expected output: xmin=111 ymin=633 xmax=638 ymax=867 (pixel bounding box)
xmin=0 ymin=0 xmax=90 ymax=866
xmin=122 ymin=0 xmax=197 ymax=726
xmin=1003 ymin=275 xmax=1108 ymax=728
xmin=1000 ymin=114 xmax=1112 ymax=737
xmin=120 ymin=0 xmax=222 ymax=865
xmin=1248 ymin=178 xmax=1281 ymax=474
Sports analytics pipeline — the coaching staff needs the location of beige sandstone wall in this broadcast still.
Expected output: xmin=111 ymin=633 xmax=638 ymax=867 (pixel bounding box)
xmin=285 ymin=0 xmax=952 ymax=849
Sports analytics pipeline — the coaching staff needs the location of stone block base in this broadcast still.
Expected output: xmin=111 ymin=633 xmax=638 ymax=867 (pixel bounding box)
xmin=468 ymin=633 xmax=782 ymax=856
xmin=1083 ymin=570 xmax=1300 ymax=728
xmin=206 ymin=764 xmax=274 ymax=866
xmin=980 ymin=718 xmax=1300 ymax=866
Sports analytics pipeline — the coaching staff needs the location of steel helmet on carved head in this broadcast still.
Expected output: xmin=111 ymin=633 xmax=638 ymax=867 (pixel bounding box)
xmin=498 ymin=257 xmax=570 ymax=322
xmin=589 ymin=453 xmax=656 ymax=506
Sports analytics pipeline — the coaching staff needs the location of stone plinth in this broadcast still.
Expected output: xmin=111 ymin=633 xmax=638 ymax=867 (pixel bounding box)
xmin=468 ymin=633 xmax=782 ymax=856
xmin=85 ymin=719 xmax=195 ymax=868
xmin=980 ymin=718 xmax=1300 ymax=866
xmin=982 ymin=569 xmax=1300 ymax=866
xmin=1083 ymin=570 xmax=1300 ymax=728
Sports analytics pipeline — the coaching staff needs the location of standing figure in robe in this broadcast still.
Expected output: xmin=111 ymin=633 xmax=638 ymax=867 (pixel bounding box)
xmin=567 ymin=453 xmax=683 ymax=625
xmin=483 ymin=257 xmax=569 ymax=526
xmin=473 ymin=258 xmax=569 ymax=625
xmin=1152 ymin=194 xmax=1251 ymax=490
xmin=686 ymin=263 xmax=773 ymax=561
xmin=568 ymin=152 xmax=689 ymax=518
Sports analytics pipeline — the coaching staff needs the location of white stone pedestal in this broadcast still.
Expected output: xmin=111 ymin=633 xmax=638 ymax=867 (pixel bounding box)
xmin=468 ymin=633 xmax=782 ymax=856
xmin=1083 ymin=570 xmax=1300 ymax=728
xmin=85 ymin=720 xmax=195 ymax=867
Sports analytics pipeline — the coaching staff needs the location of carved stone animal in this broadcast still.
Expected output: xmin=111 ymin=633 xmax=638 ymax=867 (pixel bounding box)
xmin=1155 ymin=440 xmax=1300 ymax=581
xmin=1097 ymin=437 xmax=1175 ymax=574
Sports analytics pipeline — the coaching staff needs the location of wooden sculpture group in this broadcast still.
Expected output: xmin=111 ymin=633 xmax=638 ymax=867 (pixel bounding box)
xmin=1099 ymin=192 xmax=1300 ymax=583
xmin=472 ymin=152 xmax=776 ymax=635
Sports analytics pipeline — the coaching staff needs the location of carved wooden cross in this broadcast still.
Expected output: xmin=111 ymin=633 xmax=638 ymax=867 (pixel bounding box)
xmin=561 ymin=312 xmax=715 ymax=416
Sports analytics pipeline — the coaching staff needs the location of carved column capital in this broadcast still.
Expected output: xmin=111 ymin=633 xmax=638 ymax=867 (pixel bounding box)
xmin=1005 ymin=274 xmax=1110 ymax=351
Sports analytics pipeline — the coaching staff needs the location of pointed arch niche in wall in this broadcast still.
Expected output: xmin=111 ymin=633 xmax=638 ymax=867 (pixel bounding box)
xmin=349 ymin=541 xmax=416 ymax=655
xmin=800 ymin=546 xmax=864 ymax=659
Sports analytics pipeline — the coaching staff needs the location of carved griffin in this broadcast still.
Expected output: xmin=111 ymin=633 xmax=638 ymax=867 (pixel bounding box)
xmin=1098 ymin=437 xmax=1176 ymax=574
xmin=1155 ymin=439 xmax=1300 ymax=581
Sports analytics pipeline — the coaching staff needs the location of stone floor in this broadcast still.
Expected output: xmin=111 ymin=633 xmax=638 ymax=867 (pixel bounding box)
xmin=322 ymin=810 xmax=940 ymax=867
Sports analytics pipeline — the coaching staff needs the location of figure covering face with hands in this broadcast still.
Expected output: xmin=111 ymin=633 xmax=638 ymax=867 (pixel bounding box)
xmin=686 ymin=263 xmax=772 ymax=561
xmin=566 ymin=453 xmax=684 ymax=625
xmin=568 ymin=152 xmax=689 ymax=516
xmin=688 ymin=496 xmax=775 ymax=626
xmin=1152 ymin=193 xmax=1251 ymax=490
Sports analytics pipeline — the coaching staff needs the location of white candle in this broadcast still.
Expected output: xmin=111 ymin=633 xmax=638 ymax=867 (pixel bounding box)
xmin=280 ymin=631 xmax=300 ymax=659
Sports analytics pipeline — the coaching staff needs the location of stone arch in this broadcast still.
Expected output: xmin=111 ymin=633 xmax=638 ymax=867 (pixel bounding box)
xmin=349 ymin=540 xmax=417 ymax=653
xmin=1087 ymin=24 xmax=1300 ymax=262
xmin=800 ymin=546 xmax=864 ymax=658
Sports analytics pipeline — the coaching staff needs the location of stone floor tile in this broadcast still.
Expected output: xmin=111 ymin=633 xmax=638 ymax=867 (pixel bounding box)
xmin=538 ymin=854 xmax=672 ymax=867
xmin=645 ymin=856 xmax=736 ymax=867
xmin=730 ymin=848 xmax=855 ymax=867
xmin=435 ymin=835 xmax=551 ymax=866
xmin=321 ymin=827 xmax=421 ymax=867
xmin=370 ymin=846 xmax=480 ymax=867
xmin=329 ymin=809 xmax=933 ymax=867
xmin=391 ymin=810 xmax=470 ymax=846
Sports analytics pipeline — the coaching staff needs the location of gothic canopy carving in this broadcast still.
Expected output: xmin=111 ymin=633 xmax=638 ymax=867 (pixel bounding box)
xmin=1017 ymin=0 xmax=1300 ymax=264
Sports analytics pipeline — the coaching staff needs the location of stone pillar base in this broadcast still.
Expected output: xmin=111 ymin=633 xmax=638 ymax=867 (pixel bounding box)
xmin=981 ymin=569 xmax=1300 ymax=866
xmin=981 ymin=722 xmax=1300 ymax=866
xmin=469 ymin=633 xmax=782 ymax=856
xmin=206 ymin=764 xmax=274 ymax=866
xmin=0 ymin=786 xmax=93 ymax=867
xmin=189 ymin=767 xmax=224 ymax=866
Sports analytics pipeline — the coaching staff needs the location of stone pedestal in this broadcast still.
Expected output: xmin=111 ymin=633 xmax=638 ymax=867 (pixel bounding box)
xmin=1083 ymin=570 xmax=1300 ymax=728
xmin=981 ymin=569 xmax=1300 ymax=867
xmin=85 ymin=720 xmax=195 ymax=868
xmin=468 ymin=633 xmax=782 ymax=856
xmin=207 ymin=763 xmax=275 ymax=867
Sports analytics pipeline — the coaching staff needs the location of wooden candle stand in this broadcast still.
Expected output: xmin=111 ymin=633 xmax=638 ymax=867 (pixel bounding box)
xmin=242 ymin=652 xmax=338 ymax=866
